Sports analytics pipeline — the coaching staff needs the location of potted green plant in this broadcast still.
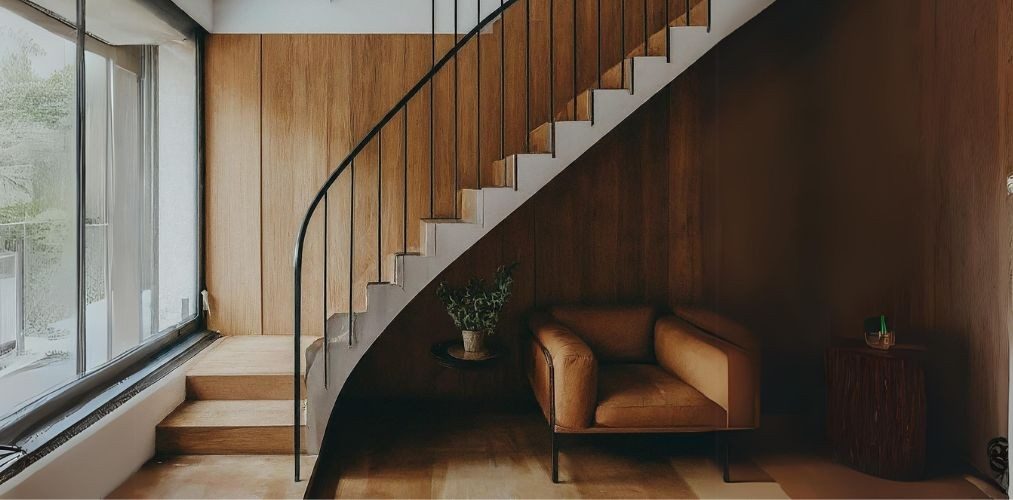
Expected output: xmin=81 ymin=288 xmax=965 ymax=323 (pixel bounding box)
xmin=436 ymin=263 xmax=518 ymax=354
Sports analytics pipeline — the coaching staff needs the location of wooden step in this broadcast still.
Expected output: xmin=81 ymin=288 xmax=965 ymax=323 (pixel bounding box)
xmin=529 ymin=122 xmax=553 ymax=154
xmin=490 ymin=156 xmax=517 ymax=188
xmin=156 ymin=400 xmax=306 ymax=455
xmin=186 ymin=335 xmax=319 ymax=400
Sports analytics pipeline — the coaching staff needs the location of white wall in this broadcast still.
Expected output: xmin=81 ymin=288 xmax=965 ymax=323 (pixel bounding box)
xmin=211 ymin=0 xmax=502 ymax=34
xmin=170 ymin=0 xmax=213 ymax=30
xmin=0 ymin=353 xmax=202 ymax=499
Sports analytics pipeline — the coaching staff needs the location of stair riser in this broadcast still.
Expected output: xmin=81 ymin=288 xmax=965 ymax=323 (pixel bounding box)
xmin=459 ymin=189 xmax=483 ymax=224
xmin=156 ymin=426 xmax=306 ymax=455
xmin=186 ymin=375 xmax=305 ymax=400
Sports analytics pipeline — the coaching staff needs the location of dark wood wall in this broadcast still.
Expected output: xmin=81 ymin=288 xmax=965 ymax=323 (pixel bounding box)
xmin=345 ymin=0 xmax=1012 ymax=477
xmin=696 ymin=0 xmax=1012 ymax=475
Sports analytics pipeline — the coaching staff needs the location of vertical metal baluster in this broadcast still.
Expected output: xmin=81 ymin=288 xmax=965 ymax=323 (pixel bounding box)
xmin=665 ymin=0 xmax=671 ymax=62
xmin=549 ymin=0 xmax=555 ymax=157
xmin=707 ymin=0 xmax=711 ymax=32
xmin=685 ymin=0 xmax=689 ymax=26
xmin=454 ymin=0 xmax=459 ymax=218
xmin=597 ymin=0 xmax=601 ymax=90
xmin=377 ymin=131 xmax=382 ymax=282
xmin=572 ymin=0 xmax=578 ymax=121
xmin=293 ymin=273 xmax=300 ymax=483
xmin=620 ymin=0 xmax=625 ymax=89
xmin=348 ymin=158 xmax=354 ymax=347
xmin=500 ymin=0 xmax=506 ymax=186
xmin=593 ymin=0 xmax=600 ymax=125
xmin=477 ymin=0 xmax=482 ymax=189
xmin=430 ymin=0 xmax=436 ymax=218
xmin=323 ymin=193 xmax=329 ymax=389
xmin=513 ymin=155 xmax=518 ymax=192
xmin=525 ymin=0 xmax=530 ymax=152
xmin=403 ymin=108 xmax=408 ymax=256
xmin=628 ymin=0 xmax=635 ymax=93
xmin=293 ymin=250 xmax=301 ymax=486
xmin=643 ymin=0 xmax=647 ymax=56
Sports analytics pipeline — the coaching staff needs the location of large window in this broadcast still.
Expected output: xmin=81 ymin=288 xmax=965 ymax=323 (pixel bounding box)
xmin=0 ymin=4 xmax=77 ymax=418
xmin=0 ymin=1 xmax=199 ymax=421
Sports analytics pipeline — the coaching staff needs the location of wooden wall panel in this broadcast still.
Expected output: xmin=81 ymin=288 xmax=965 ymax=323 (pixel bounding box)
xmin=918 ymin=0 xmax=1007 ymax=474
xmin=325 ymin=37 xmax=354 ymax=316
xmin=1001 ymin=0 xmax=1013 ymax=451
xmin=666 ymin=51 xmax=708 ymax=304
xmin=404 ymin=36 xmax=436 ymax=254
xmin=695 ymin=0 xmax=1010 ymax=477
xmin=261 ymin=35 xmax=331 ymax=335
xmin=205 ymin=35 xmax=263 ymax=335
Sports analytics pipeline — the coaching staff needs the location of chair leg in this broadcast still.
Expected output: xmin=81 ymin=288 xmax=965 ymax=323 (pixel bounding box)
xmin=716 ymin=431 xmax=730 ymax=482
xmin=551 ymin=431 xmax=560 ymax=483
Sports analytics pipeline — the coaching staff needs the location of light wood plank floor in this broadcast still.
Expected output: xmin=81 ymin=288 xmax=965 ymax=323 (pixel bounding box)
xmin=108 ymin=455 xmax=317 ymax=499
xmin=319 ymin=411 xmax=786 ymax=499
xmin=110 ymin=410 xmax=996 ymax=499
xmin=313 ymin=411 xmax=995 ymax=499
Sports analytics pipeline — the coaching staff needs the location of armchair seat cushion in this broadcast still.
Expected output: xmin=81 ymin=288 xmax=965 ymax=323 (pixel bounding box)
xmin=594 ymin=364 xmax=726 ymax=429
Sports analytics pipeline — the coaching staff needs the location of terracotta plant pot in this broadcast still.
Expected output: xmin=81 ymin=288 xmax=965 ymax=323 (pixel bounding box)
xmin=461 ymin=330 xmax=487 ymax=353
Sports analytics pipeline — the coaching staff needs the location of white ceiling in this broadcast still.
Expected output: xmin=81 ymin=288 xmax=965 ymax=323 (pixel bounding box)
xmin=36 ymin=0 xmax=187 ymax=43
xmin=170 ymin=0 xmax=500 ymax=34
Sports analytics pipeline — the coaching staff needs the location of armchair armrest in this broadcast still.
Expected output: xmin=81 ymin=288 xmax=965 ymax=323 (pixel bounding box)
xmin=655 ymin=316 xmax=759 ymax=429
xmin=528 ymin=313 xmax=597 ymax=430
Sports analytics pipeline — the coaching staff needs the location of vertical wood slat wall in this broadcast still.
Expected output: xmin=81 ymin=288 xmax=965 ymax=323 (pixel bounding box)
xmin=205 ymin=35 xmax=263 ymax=335
xmin=205 ymin=0 xmax=706 ymax=335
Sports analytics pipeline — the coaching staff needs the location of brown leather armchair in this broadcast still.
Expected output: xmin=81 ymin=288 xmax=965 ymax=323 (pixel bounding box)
xmin=527 ymin=305 xmax=760 ymax=483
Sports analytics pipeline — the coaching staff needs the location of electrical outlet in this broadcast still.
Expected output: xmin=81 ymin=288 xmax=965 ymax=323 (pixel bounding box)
xmin=201 ymin=290 xmax=211 ymax=316
xmin=1007 ymin=174 xmax=1013 ymax=195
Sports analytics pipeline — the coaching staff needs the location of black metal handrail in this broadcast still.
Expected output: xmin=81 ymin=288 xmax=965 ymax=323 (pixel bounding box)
xmin=291 ymin=0 xmax=712 ymax=482
xmin=292 ymin=0 xmax=523 ymax=482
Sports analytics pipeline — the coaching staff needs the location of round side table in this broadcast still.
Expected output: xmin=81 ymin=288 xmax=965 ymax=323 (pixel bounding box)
xmin=430 ymin=339 xmax=505 ymax=369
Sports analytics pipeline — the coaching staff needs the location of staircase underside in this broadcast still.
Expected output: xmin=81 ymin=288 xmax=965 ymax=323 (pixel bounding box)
xmin=305 ymin=0 xmax=776 ymax=453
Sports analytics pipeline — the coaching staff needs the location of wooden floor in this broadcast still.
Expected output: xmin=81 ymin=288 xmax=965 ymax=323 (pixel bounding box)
xmin=316 ymin=411 xmax=784 ymax=499
xmin=111 ymin=409 xmax=998 ymax=499
xmin=311 ymin=411 xmax=995 ymax=500
xmin=108 ymin=455 xmax=317 ymax=499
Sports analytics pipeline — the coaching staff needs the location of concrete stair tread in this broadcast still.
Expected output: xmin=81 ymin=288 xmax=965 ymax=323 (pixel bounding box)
xmin=420 ymin=218 xmax=472 ymax=224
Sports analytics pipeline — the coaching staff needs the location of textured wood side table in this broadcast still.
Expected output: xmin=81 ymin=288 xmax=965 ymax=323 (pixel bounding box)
xmin=825 ymin=342 xmax=926 ymax=480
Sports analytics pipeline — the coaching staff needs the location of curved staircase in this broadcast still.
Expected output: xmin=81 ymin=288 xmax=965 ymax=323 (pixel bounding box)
xmin=294 ymin=0 xmax=775 ymax=481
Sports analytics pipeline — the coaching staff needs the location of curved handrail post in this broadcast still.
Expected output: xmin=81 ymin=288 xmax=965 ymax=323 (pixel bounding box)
xmin=293 ymin=254 xmax=302 ymax=481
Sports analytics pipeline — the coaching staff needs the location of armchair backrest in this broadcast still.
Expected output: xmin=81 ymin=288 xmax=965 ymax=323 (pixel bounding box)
xmin=548 ymin=305 xmax=657 ymax=363
xmin=675 ymin=306 xmax=759 ymax=352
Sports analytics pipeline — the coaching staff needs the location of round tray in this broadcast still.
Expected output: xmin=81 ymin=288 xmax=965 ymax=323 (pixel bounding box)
xmin=430 ymin=339 xmax=504 ymax=369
